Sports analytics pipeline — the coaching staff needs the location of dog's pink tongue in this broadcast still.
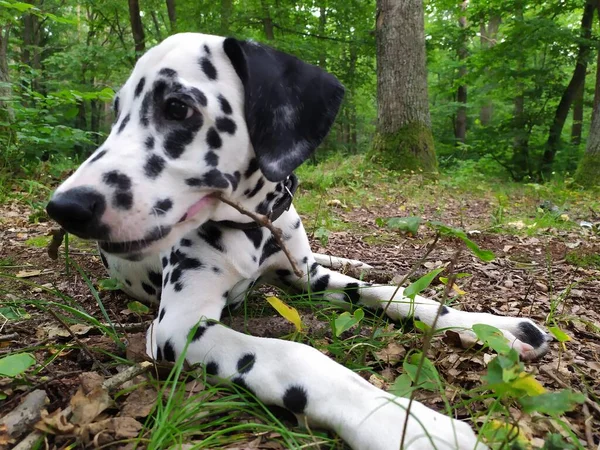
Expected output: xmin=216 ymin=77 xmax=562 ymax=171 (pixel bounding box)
xmin=184 ymin=195 xmax=213 ymax=221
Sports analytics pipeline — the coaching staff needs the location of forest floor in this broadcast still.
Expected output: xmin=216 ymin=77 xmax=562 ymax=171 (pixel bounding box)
xmin=0 ymin=158 xmax=599 ymax=449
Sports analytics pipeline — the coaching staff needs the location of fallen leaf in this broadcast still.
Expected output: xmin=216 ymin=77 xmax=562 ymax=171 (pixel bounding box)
xmin=374 ymin=342 xmax=406 ymax=365
xmin=121 ymin=387 xmax=157 ymax=418
xmin=70 ymin=386 xmax=111 ymax=425
xmin=16 ymin=269 xmax=42 ymax=278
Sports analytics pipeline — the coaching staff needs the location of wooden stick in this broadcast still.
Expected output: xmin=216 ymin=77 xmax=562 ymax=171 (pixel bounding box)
xmin=216 ymin=193 xmax=304 ymax=278
xmin=0 ymin=390 xmax=48 ymax=441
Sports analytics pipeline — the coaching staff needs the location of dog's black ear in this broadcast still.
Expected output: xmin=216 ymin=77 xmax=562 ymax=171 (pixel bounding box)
xmin=223 ymin=38 xmax=344 ymax=182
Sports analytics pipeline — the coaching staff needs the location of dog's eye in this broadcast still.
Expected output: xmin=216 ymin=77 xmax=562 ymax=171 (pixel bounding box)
xmin=164 ymin=99 xmax=192 ymax=121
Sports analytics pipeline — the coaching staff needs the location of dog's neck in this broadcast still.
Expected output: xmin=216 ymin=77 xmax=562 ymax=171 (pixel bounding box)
xmin=211 ymin=157 xmax=296 ymax=227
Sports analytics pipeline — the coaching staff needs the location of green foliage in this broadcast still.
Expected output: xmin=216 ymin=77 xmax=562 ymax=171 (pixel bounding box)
xmin=333 ymin=309 xmax=364 ymax=337
xmin=0 ymin=353 xmax=36 ymax=377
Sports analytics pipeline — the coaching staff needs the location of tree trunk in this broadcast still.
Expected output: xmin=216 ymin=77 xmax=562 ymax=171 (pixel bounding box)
xmin=478 ymin=15 xmax=500 ymax=125
xmin=317 ymin=4 xmax=327 ymax=68
xmin=454 ymin=0 xmax=468 ymax=143
xmin=371 ymin=0 xmax=437 ymax=174
xmin=166 ymin=0 xmax=176 ymax=33
xmin=128 ymin=0 xmax=145 ymax=59
xmin=593 ymin=22 xmax=600 ymax=124
xmin=91 ymin=98 xmax=100 ymax=146
xmin=571 ymin=80 xmax=585 ymax=145
xmin=260 ymin=0 xmax=274 ymax=40
xmin=574 ymin=103 xmax=600 ymax=187
xmin=540 ymin=0 xmax=594 ymax=178
xmin=221 ymin=0 xmax=232 ymax=34
xmin=0 ymin=26 xmax=14 ymax=124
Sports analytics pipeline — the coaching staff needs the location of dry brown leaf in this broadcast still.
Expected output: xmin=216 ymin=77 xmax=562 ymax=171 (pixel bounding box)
xmin=374 ymin=342 xmax=406 ymax=365
xmin=86 ymin=417 xmax=143 ymax=439
xmin=16 ymin=269 xmax=42 ymax=278
xmin=121 ymin=387 xmax=157 ymax=418
xmin=35 ymin=408 xmax=76 ymax=435
xmin=70 ymin=386 xmax=111 ymax=425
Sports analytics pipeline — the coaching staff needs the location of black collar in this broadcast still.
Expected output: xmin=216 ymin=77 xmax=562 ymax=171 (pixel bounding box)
xmin=215 ymin=174 xmax=298 ymax=230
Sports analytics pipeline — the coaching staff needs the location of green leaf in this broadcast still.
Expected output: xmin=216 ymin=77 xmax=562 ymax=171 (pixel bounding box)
xmin=548 ymin=326 xmax=571 ymax=343
xmin=472 ymin=324 xmax=512 ymax=354
xmin=402 ymin=352 xmax=441 ymax=392
xmin=97 ymin=278 xmax=122 ymax=291
xmin=314 ymin=227 xmax=329 ymax=246
xmin=0 ymin=306 xmax=29 ymax=321
xmin=334 ymin=309 xmax=364 ymax=337
xmin=519 ymin=390 xmax=585 ymax=415
xmin=403 ymin=268 xmax=444 ymax=299
xmin=384 ymin=216 xmax=422 ymax=235
xmin=127 ymin=301 xmax=150 ymax=314
xmin=0 ymin=353 xmax=36 ymax=377
xmin=390 ymin=373 xmax=413 ymax=398
xmin=428 ymin=222 xmax=495 ymax=262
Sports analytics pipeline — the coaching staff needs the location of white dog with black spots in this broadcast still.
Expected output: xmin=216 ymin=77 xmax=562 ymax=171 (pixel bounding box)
xmin=47 ymin=33 xmax=551 ymax=449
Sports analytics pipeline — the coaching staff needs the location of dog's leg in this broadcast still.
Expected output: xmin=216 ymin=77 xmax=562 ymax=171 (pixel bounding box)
xmin=148 ymin=281 xmax=485 ymax=450
xmin=267 ymin=211 xmax=550 ymax=361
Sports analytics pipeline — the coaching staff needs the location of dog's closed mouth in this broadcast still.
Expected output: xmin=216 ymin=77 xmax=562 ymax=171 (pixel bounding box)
xmin=99 ymin=225 xmax=172 ymax=254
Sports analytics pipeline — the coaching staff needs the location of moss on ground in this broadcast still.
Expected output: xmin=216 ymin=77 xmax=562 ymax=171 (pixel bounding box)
xmin=574 ymin=151 xmax=600 ymax=188
xmin=565 ymin=248 xmax=600 ymax=269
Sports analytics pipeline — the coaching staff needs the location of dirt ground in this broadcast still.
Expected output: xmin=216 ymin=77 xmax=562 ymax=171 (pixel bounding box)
xmin=0 ymin=192 xmax=599 ymax=449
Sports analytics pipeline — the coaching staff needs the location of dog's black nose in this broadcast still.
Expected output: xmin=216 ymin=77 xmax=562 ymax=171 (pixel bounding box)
xmin=46 ymin=187 xmax=110 ymax=240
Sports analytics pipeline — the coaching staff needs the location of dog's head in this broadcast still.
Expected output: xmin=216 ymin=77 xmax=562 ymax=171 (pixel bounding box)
xmin=47 ymin=33 xmax=343 ymax=257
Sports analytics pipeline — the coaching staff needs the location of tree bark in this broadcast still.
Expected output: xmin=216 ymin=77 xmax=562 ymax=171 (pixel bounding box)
xmin=574 ymin=102 xmax=600 ymax=187
xmin=128 ymin=0 xmax=146 ymax=60
xmin=371 ymin=0 xmax=437 ymax=174
xmin=166 ymin=0 xmax=176 ymax=33
xmin=0 ymin=25 xmax=14 ymax=123
xmin=454 ymin=0 xmax=468 ymax=143
xmin=260 ymin=0 xmax=274 ymax=40
xmin=221 ymin=0 xmax=232 ymax=34
xmin=593 ymin=12 xmax=600 ymax=124
xmin=317 ymin=4 xmax=327 ymax=69
xmin=571 ymin=79 xmax=584 ymax=145
xmin=540 ymin=0 xmax=595 ymax=178
xmin=478 ymin=15 xmax=500 ymax=125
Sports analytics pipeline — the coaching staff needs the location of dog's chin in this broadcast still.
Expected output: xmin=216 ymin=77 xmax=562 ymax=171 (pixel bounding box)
xmin=99 ymin=207 xmax=215 ymax=260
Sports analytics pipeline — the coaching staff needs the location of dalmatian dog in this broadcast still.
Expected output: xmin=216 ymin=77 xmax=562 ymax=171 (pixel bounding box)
xmin=46 ymin=33 xmax=551 ymax=449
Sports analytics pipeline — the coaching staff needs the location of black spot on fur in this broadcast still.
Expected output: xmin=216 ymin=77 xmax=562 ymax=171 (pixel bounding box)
xmin=197 ymin=223 xmax=224 ymax=252
xmin=164 ymin=120 xmax=203 ymax=159
xmin=516 ymin=321 xmax=546 ymax=348
xmin=162 ymin=256 xmax=168 ymax=268
xmin=134 ymin=77 xmax=146 ymax=98
xmin=145 ymin=136 xmax=155 ymax=150
xmin=113 ymin=191 xmax=133 ymax=210
xmin=163 ymin=272 xmax=169 ymax=287
xmin=99 ymin=253 xmax=109 ymax=269
xmin=246 ymin=177 xmax=265 ymax=198
xmin=310 ymin=262 xmax=319 ymax=277
xmin=90 ymin=149 xmax=107 ymax=163
xmin=440 ymin=306 xmax=450 ymax=316
xmin=243 ymin=228 xmax=263 ymax=248
xmin=200 ymin=57 xmax=217 ymax=80
xmin=283 ymin=386 xmax=307 ymax=414
xmin=186 ymin=169 xmax=228 ymax=189
xmin=174 ymin=282 xmax=183 ymax=291
xmin=205 ymin=151 xmax=219 ymax=166
xmin=191 ymin=321 xmax=216 ymax=342
xmin=204 ymin=44 xmax=211 ymax=54
xmin=293 ymin=219 xmax=301 ymax=229
xmin=148 ymin=270 xmax=162 ymax=287
xmin=159 ymin=68 xmax=177 ymax=78
xmin=125 ymin=279 xmax=132 ymax=286
xmin=206 ymin=127 xmax=222 ymax=149
xmin=205 ymin=361 xmax=218 ymax=375
xmin=344 ymin=283 xmax=361 ymax=306
xmin=216 ymin=117 xmax=236 ymax=134
xmin=170 ymin=250 xmax=204 ymax=287
xmin=163 ymin=340 xmax=176 ymax=362
xmin=180 ymin=238 xmax=192 ymax=246
xmin=259 ymin=236 xmax=281 ymax=265
xmin=218 ymin=95 xmax=232 ymax=114
xmin=190 ymin=87 xmax=208 ymax=107
xmin=142 ymin=282 xmax=156 ymax=296
xmin=103 ymin=171 xmax=131 ymax=190
xmin=225 ymin=171 xmax=241 ymax=190
xmin=159 ymin=308 xmax=166 ymax=322
xmin=237 ymin=353 xmax=256 ymax=374
xmin=140 ymin=93 xmax=151 ymax=127
xmin=153 ymin=198 xmax=172 ymax=215
xmin=244 ymin=158 xmax=259 ymax=178
xmin=276 ymin=269 xmax=291 ymax=279
xmin=113 ymin=96 xmax=120 ymax=115
xmin=212 ymin=266 xmax=221 ymax=273
xmin=312 ymin=275 xmax=330 ymax=293
xmin=156 ymin=346 xmax=163 ymax=361
xmin=223 ymin=290 xmax=229 ymax=299
xmin=144 ymin=154 xmax=166 ymax=178
xmin=117 ymin=114 xmax=130 ymax=134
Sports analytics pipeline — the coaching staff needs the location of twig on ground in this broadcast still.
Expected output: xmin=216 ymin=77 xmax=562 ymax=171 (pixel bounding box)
xmin=540 ymin=366 xmax=600 ymax=415
xmin=0 ymin=390 xmax=48 ymax=441
xmin=582 ymin=404 xmax=594 ymax=449
xmin=216 ymin=193 xmax=304 ymax=278
xmin=45 ymin=308 xmax=110 ymax=376
xmin=0 ymin=332 xmax=18 ymax=342
xmin=13 ymin=362 xmax=153 ymax=450
xmin=46 ymin=228 xmax=66 ymax=260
